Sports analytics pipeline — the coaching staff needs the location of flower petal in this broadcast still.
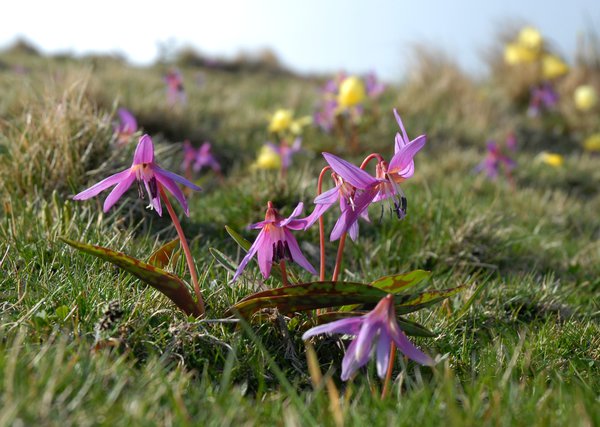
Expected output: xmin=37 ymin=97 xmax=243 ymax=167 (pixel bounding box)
xmin=341 ymin=338 xmax=371 ymax=381
xmin=154 ymin=166 xmax=202 ymax=192
xmin=102 ymin=173 xmax=136 ymax=212
xmin=389 ymin=322 xmax=434 ymax=366
xmin=389 ymin=135 xmax=426 ymax=174
xmin=301 ymin=317 xmax=364 ymax=340
xmin=330 ymin=187 xmax=378 ymax=241
xmin=256 ymin=229 xmax=274 ymax=279
xmin=283 ymin=229 xmax=317 ymax=275
xmin=322 ymin=152 xmax=378 ymax=189
xmin=118 ymin=108 xmax=137 ymax=132
xmin=302 ymin=203 xmax=332 ymax=230
xmin=133 ymin=134 xmax=154 ymax=164
xmin=232 ymin=228 xmax=267 ymax=282
xmin=393 ymin=109 xmax=409 ymax=146
xmin=280 ymin=202 xmax=304 ymax=227
xmin=73 ymin=169 xmax=131 ymax=200
xmin=376 ymin=330 xmax=392 ymax=378
xmin=314 ymin=185 xmax=340 ymax=205
xmin=155 ymin=171 xmax=190 ymax=216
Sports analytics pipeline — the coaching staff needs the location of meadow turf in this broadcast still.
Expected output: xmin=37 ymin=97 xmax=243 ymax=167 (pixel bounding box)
xmin=0 ymin=44 xmax=598 ymax=426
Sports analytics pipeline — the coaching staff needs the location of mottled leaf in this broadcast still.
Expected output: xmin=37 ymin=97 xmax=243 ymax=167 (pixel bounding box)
xmin=147 ymin=238 xmax=180 ymax=268
xmin=227 ymin=282 xmax=388 ymax=318
xmin=61 ymin=238 xmax=202 ymax=317
xmin=395 ymin=286 xmax=464 ymax=314
xmin=369 ymin=270 xmax=431 ymax=294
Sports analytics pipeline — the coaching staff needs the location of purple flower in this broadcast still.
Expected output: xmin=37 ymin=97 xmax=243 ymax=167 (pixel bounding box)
xmin=114 ymin=108 xmax=138 ymax=146
xmin=302 ymin=294 xmax=434 ymax=381
xmin=528 ymin=83 xmax=558 ymax=117
xmin=365 ymin=72 xmax=386 ymax=98
xmin=304 ymin=153 xmax=379 ymax=241
xmin=506 ymin=133 xmax=517 ymax=151
xmin=266 ymin=138 xmax=302 ymax=172
xmin=232 ymin=201 xmax=317 ymax=282
xmin=475 ymin=141 xmax=515 ymax=180
xmin=182 ymin=140 xmax=221 ymax=173
xmin=165 ymin=69 xmax=186 ymax=106
xmin=73 ymin=134 xmax=201 ymax=216
xmin=314 ymin=100 xmax=338 ymax=132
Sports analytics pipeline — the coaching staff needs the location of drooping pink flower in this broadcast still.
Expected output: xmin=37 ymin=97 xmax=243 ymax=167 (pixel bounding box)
xmin=165 ymin=69 xmax=186 ymax=106
xmin=266 ymin=138 xmax=302 ymax=172
xmin=182 ymin=140 xmax=221 ymax=174
xmin=303 ymin=294 xmax=435 ymax=381
xmin=73 ymin=134 xmax=201 ymax=216
xmin=474 ymin=141 xmax=515 ymax=180
xmin=232 ymin=202 xmax=316 ymax=282
xmin=528 ymin=82 xmax=558 ymax=116
xmin=114 ymin=108 xmax=138 ymax=145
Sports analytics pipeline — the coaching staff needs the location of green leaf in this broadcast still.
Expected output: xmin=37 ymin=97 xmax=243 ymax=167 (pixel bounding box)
xmin=313 ymin=312 xmax=436 ymax=337
xmin=225 ymin=225 xmax=251 ymax=251
xmin=61 ymin=238 xmax=202 ymax=317
xmin=227 ymin=282 xmax=388 ymax=318
xmin=369 ymin=270 xmax=431 ymax=294
xmin=394 ymin=286 xmax=465 ymax=314
xmin=209 ymin=247 xmax=238 ymax=272
xmin=55 ymin=305 xmax=70 ymax=321
xmin=147 ymin=238 xmax=180 ymax=268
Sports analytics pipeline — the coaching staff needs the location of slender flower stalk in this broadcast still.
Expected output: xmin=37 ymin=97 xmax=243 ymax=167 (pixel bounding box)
xmin=303 ymin=294 xmax=435 ymax=381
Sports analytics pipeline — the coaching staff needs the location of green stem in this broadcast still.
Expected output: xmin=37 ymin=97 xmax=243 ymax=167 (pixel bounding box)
xmin=158 ymin=185 xmax=205 ymax=315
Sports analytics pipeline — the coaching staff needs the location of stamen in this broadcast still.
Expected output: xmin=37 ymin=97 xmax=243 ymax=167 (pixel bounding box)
xmin=137 ymin=180 xmax=145 ymax=199
xmin=283 ymin=241 xmax=293 ymax=262
xmin=148 ymin=177 xmax=158 ymax=199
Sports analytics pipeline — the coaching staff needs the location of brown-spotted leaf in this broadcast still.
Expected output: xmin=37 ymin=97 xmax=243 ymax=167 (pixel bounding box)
xmin=313 ymin=312 xmax=436 ymax=337
xmin=226 ymin=282 xmax=388 ymax=318
xmin=147 ymin=238 xmax=180 ymax=268
xmin=394 ymin=286 xmax=465 ymax=314
xmin=370 ymin=270 xmax=431 ymax=294
xmin=61 ymin=238 xmax=202 ymax=317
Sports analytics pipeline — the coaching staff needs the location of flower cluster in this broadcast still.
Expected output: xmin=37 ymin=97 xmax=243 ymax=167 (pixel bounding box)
xmin=182 ymin=140 xmax=221 ymax=176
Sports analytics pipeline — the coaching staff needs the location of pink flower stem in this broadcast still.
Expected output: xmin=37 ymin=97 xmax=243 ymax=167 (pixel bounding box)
xmin=158 ymin=184 xmax=205 ymax=315
xmin=360 ymin=153 xmax=384 ymax=169
xmin=380 ymin=344 xmax=397 ymax=399
xmin=316 ymin=166 xmax=332 ymax=281
xmin=279 ymin=260 xmax=289 ymax=287
xmin=331 ymin=233 xmax=347 ymax=281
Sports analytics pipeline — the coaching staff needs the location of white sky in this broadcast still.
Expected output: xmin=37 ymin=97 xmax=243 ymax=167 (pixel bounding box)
xmin=1 ymin=0 xmax=598 ymax=80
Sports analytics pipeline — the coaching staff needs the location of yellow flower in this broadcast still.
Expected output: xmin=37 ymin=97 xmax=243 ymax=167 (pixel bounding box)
xmin=542 ymin=54 xmax=569 ymax=79
xmin=574 ymin=85 xmax=598 ymax=111
xmin=518 ymin=27 xmax=543 ymax=51
xmin=536 ymin=151 xmax=564 ymax=167
xmin=504 ymin=42 xmax=538 ymax=65
xmin=337 ymin=76 xmax=366 ymax=109
xmin=268 ymin=109 xmax=294 ymax=133
xmin=583 ymin=134 xmax=600 ymax=152
xmin=252 ymin=145 xmax=281 ymax=170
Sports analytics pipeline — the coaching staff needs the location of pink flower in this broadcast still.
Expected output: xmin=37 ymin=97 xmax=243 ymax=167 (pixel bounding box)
xmin=232 ymin=202 xmax=317 ymax=282
xmin=182 ymin=140 xmax=221 ymax=173
xmin=165 ymin=69 xmax=186 ymax=105
xmin=303 ymin=294 xmax=434 ymax=381
xmin=365 ymin=71 xmax=386 ymax=98
xmin=73 ymin=134 xmax=201 ymax=216
xmin=114 ymin=108 xmax=138 ymax=145
xmin=266 ymin=138 xmax=302 ymax=172
xmin=474 ymin=141 xmax=515 ymax=180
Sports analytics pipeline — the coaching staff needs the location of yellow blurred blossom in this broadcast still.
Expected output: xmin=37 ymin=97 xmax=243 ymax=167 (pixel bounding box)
xmin=574 ymin=85 xmax=598 ymax=111
xmin=583 ymin=134 xmax=600 ymax=152
xmin=268 ymin=109 xmax=294 ymax=133
xmin=252 ymin=145 xmax=281 ymax=170
xmin=542 ymin=55 xmax=569 ymax=79
xmin=504 ymin=42 xmax=539 ymax=65
xmin=536 ymin=151 xmax=564 ymax=167
xmin=518 ymin=27 xmax=543 ymax=51
xmin=337 ymin=76 xmax=366 ymax=109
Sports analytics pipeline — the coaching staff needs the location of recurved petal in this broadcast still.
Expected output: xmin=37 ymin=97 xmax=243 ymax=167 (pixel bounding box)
xmin=389 ymin=323 xmax=435 ymax=366
xmin=301 ymin=203 xmax=332 ymax=230
xmin=301 ymin=317 xmax=364 ymax=340
xmin=322 ymin=152 xmax=378 ymax=189
xmin=155 ymin=172 xmax=190 ymax=216
xmin=154 ymin=166 xmax=202 ymax=192
xmin=73 ymin=169 xmax=131 ymax=200
xmin=314 ymin=185 xmax=340 ymax=205
xmin=280 ymin=202 xmax=304 ymax=227
xmin=341 ymin=338 xmax=371 ymax=381
xmin=232 ymin=228 xmax=267 ymax=282
xmin=102 ymin=173 xmax=136 ymax=212
xmin=389 ymin=135 xmax=426 ymax=173
xmin=133 ymin=134 xmax=155 ymax=164
xmin=393 ymin=109 xmax=409 ymax=145
xmin=283 ymin=229 xmax=316 ymax=275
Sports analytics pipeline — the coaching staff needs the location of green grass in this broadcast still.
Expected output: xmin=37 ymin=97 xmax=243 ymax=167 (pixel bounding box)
xmin=0 ymin=43 xmax=599 ymax=426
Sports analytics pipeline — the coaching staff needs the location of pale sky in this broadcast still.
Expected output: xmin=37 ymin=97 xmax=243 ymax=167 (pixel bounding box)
xmin=1 ymin=0 xmax=598 ymax=80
